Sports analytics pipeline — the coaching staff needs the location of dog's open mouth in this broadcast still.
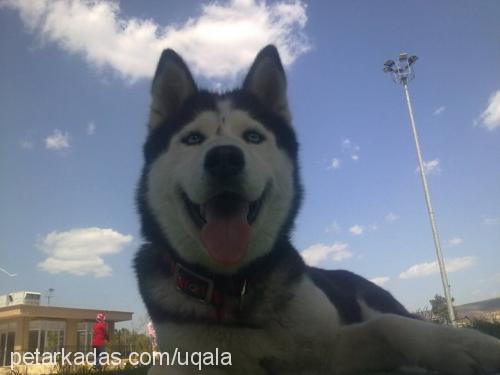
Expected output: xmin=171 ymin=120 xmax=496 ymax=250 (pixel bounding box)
xmin=182 ymin=190 xmax=266 ymax=266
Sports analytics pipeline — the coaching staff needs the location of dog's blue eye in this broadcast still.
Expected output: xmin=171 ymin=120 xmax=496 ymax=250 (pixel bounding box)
xmin=243 ymin=130 xmax=265 ymax=144
xmin=182 ymin=132 xmax=205 ymax=146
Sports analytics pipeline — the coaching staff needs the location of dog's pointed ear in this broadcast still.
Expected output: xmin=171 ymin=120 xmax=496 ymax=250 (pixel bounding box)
xmin=148 ymin=49 xmax=197 ymax=130
xmin=242 ymin=45 xmax=290 ymax=123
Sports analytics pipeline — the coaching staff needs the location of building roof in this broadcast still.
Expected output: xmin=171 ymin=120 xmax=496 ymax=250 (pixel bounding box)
xmin=0 ymin=304 xmax=133 ymax=322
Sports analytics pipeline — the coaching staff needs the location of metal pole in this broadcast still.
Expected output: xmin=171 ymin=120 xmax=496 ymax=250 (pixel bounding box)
xmin=402 ymin=82 xmax=456 ymax=326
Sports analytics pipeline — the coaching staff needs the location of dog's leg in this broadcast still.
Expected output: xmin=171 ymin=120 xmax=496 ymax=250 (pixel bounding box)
xmin=332 ymin=314 xmax=500 ymax=374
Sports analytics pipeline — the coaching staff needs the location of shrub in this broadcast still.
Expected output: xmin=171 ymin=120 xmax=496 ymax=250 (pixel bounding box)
xmin=471 ymin=318 xmax=500 ymax=339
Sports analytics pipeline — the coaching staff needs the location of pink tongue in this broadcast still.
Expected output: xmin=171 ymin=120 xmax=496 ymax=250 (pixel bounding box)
xmin=200 ymin=200 xmax=251 ymax=266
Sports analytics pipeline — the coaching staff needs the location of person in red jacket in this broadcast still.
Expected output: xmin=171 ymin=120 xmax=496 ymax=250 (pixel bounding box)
xmin=92 ymin=313 xmax=109 ymax=369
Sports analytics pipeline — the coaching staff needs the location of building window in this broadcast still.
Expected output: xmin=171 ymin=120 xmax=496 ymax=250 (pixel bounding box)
xmin=0 ymin=321 xmax=16 ymax=367
xmin=28 ymin=320 xmax=65 ymax=353
xmin=76 ymin=322 xmax=93 ymax=352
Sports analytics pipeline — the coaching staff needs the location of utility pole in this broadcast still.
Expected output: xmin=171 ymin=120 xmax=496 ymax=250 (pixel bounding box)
xmin=46 ymin=288 xmax=55 ymax=306
xmin=383 ymin=54 xmax=456 ymax=326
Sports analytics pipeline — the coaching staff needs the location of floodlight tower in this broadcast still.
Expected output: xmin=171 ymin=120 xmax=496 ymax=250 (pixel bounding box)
xmin=383 ymin=54 xmax=456 ymax=326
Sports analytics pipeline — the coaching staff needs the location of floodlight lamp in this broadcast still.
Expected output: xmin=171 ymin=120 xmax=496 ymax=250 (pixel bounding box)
xmin=399 ymin=53 xmax=409 ymax=61
xmin=383 ymin=66 xmax=393 ymax=73
xmin=408 ymin=55 xmax=418 ymax=65
xmin=384 ymin=60 xmax=395 ymax=67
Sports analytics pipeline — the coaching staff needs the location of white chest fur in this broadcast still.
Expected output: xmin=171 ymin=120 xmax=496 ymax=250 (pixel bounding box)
xmin=153 ymin=275 xmax=340 ymax=374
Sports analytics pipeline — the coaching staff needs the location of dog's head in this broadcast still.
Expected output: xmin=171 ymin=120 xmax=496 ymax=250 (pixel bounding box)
xmin=137 ymin=45 xmax=302 ymax=274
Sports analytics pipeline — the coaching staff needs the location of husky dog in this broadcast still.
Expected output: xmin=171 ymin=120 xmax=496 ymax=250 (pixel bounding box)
xmin=135 ymin=46 xmax=500 ymax=374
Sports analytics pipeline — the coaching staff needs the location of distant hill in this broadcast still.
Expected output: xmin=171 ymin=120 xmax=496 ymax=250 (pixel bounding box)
xmin=456 ymin=297 xmax=500 ymax=317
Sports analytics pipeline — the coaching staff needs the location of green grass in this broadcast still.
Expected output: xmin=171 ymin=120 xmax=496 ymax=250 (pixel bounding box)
xmin=53 ymin=364 xmax=150 ymax=374
xmin=93 ymin=367 xmax=149 ymax=375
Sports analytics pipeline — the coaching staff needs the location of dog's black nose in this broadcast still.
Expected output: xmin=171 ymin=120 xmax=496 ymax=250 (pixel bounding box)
xmin=204 ymin=145 xmax=245 ymax=179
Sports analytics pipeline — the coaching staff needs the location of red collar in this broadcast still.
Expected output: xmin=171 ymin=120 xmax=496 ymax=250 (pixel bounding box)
xmin=163 ymin=254 xmax=247 ymax=322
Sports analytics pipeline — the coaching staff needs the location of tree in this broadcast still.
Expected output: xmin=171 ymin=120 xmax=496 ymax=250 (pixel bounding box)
xmin=471 ymin=319 xmax=500 ymax=340
xmin=429 ymin=294 xmax=456 ymax=324
xmin=110 ymin=328 xmax=151 ymax=356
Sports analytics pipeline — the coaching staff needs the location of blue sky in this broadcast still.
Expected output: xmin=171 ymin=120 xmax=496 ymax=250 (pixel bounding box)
xmin=1 ymin=0 xmax=499 ymax=329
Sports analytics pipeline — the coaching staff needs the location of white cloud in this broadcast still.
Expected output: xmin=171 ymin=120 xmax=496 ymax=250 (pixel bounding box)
xmin=327 ymin=158 xmax=341 ymax=170
xmin=369 ymin=223 xmax=379 ymax=231
xmin=398 ymin=256 xmax=476 ymax=279
xmin=341 ymin=138 xmax=352 ymax=148
xmin=416 ymin=159 xmax=441 ymax=175
xmin=341 ymin=138 xmax=360 ymax=161
xmin=433 ymin=106 xmax=446 ymax=116
xmin=325 ymin=221 xmax=341 ymax=234
xmin=349 ymin=225 xmax=364 ymax=236
xmin=370 ymin=276 xmax=390 ymax=286
xmin=37 ymin=227 xmax=133 ymax=277
xmin=447 ymin=237 xmax=463 ymax=247
xmin=87 ymin=122 xmax=96 ymax=135
xmin=474 ymin=90 xmax=500 ymax=131
xmin=446 ymin=257 xmax=477 ymax=272
xmin=385 ymin=212 xmax=400 ymax=222
xmin=329 ymin=138 xmax=360 ymax=169
xmin=482 ymin=216 xmax=499 ymax=226
xmin=1 ymin=0 xmax=310 ymax=81
xmin=300 ymin=242 xmax=352 ymax=266
xmin=19 ymin=139 xmax=34 ymax=149
xmin=45 ymin=129 xmax=70 ymax=150
xmin=0 ymin=266 xmax=17 ymax=277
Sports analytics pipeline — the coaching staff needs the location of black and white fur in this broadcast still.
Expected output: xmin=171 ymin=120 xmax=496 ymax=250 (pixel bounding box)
xmin=135 ymin=46 xmax=500 ymax=374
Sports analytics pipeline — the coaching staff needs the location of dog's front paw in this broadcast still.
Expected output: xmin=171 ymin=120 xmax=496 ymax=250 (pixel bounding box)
xmin=418 ymin=326 xmax=500 ymax=374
